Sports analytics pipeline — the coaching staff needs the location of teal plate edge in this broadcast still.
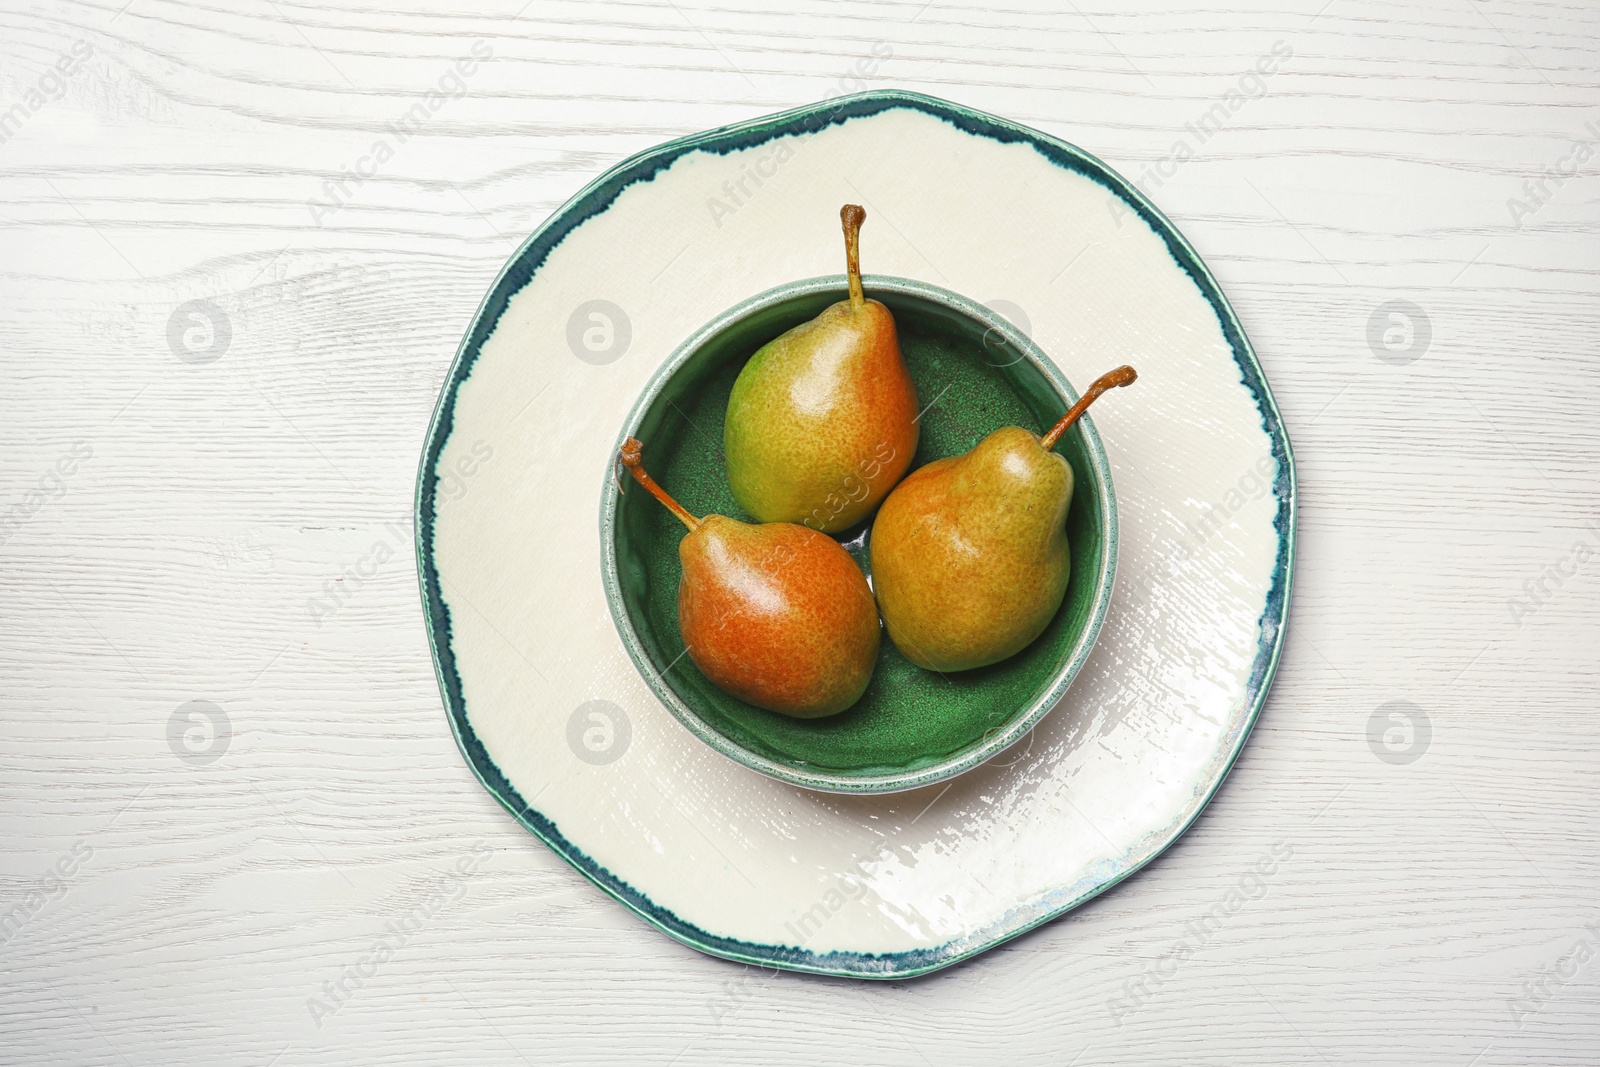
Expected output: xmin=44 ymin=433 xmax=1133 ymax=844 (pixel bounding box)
xmin=414 ymin=89 xmax=1299 ymax=981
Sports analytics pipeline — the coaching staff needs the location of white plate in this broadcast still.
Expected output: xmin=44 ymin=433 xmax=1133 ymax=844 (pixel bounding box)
xmin=417 ymin=91 xmax=1295 ymax=979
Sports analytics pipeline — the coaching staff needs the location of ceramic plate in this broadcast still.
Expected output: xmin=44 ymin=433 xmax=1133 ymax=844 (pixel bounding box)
xmin=417 ymin=90 xmax=1295 ymax=979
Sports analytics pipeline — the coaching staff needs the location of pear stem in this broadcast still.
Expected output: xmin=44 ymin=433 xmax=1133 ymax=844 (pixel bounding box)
xmin=618 ymin=437 xmax=700 ymax=533
xmin=1040 ymin=365 xmax=1139 ymax=450
xmin=841 ymin=204 xmax=866 ymax=310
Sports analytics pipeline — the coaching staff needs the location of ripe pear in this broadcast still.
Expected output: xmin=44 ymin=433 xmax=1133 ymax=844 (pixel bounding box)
xmin=870 ymin=366 xmax=1137 ymax=672
xmin=724 ymin=205 xmax=919 ymax=534
xmin=618 ymin=438 xmax=880 ymax=718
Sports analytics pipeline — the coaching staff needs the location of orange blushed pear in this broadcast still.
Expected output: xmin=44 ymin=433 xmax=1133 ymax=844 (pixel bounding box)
xmin=618 ymin=438 xmax=880 ymax=718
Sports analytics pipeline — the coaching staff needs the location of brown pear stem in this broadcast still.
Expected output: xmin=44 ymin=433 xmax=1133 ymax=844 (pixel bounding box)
xmin=1040 ymin=365 xmax=1139 ymax=450
xmin=841 ymin=204 xmax=866 ymax=310
xmin=618 ymin=437 xmax=700 ymax=533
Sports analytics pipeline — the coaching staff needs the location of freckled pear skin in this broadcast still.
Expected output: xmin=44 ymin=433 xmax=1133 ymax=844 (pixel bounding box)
xmin=871 ymin=428 xmax=1073 ymax=672
xmin=870 ymin=367 xmax=1138 ymax=673
xmin=619 ymin=439 xmax=879 ymax=718
xmin=678 ymin=516 xmax=878 ymax=718
xmin=724 ymin=205 xmax=918 ymax=534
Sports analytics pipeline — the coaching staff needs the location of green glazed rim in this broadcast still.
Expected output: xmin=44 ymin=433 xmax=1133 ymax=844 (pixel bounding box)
xmin=599 ymin=275 xmax=1118 ymax=794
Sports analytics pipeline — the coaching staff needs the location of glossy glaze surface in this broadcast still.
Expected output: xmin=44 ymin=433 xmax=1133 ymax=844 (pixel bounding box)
xmin=418 ymin=91 xmax=1295 ymax=979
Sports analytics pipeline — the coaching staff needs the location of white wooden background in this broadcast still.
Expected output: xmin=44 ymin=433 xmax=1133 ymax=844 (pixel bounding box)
xmin=3 ymin=0 xmax=1597 ymax=1063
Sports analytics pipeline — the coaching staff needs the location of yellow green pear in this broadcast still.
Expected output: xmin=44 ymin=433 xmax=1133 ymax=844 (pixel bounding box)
xmin=870 ymin=366 xmax=1137 ymax=672
xmin=724 ymin=205 xmax=919 ymax=534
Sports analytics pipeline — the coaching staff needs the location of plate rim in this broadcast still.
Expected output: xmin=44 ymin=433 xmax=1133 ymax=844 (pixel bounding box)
xmin=414 ymin=88 xmax=1299 ymax=980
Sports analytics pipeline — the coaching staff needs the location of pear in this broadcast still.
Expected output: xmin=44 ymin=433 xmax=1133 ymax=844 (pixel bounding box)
xmin=724 ymin=205 xmax=919 ymax=534
xmin=869 ymin=366 xmax=1137 ymax=672
xmin=618 ymin=438 xmax=880 ymax=717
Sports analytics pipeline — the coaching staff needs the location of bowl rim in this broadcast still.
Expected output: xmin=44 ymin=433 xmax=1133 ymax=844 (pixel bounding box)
xmin=598 ymin=273 xmax=1119 ymax=794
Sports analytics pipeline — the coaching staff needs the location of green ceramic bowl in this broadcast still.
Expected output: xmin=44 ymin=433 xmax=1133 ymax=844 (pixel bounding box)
xmin=600 ymin=275 xmax=1117 ymax=794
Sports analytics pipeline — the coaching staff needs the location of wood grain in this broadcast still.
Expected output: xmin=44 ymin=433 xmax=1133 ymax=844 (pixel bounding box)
xmin=2 ymin=0 xmax=1597 ymax=1063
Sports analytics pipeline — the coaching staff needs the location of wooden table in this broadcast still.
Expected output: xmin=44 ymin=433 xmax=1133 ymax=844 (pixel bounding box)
xmin=3 ymin=1 xmax=1595 ymax=1063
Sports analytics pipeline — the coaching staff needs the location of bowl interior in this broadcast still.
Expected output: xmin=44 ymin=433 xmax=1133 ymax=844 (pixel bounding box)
xmin=608 ymin=277 xmax=1111 ymax=790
